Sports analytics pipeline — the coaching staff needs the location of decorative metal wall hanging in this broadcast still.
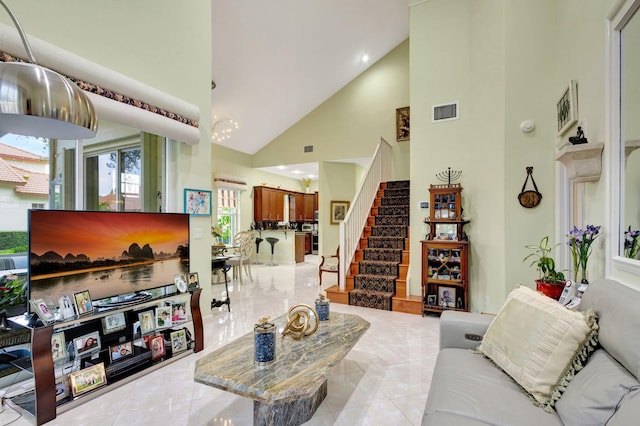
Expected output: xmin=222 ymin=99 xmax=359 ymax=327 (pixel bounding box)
xmin=518 ymin=166 xmax=542 ymax=208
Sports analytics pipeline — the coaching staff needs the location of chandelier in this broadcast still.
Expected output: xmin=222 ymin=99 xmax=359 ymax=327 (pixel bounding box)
xmin=211 ymin=116 xmax=238 ymax=142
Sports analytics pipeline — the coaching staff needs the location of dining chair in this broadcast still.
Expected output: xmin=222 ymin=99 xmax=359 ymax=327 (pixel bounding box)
xmin=226 ymin=231 xmax=256 ymax=284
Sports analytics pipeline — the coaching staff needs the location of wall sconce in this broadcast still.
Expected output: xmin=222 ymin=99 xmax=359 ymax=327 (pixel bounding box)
xmin=0 ymin=0 xmax=97 ymax=139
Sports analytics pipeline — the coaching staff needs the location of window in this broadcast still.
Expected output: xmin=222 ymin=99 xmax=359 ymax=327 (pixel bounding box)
xmin=217 ymin=189 xmax=239 ymax=244
xmin=85 ymin=148 xmax=141 ymax=211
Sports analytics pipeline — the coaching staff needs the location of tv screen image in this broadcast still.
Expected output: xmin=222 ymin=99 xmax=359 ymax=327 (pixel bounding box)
xmin=28 ymin=210 xmax=190 ymax=305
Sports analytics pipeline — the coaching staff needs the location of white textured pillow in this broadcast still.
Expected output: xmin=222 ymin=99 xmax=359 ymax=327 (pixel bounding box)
xmin=478 ymin=285 xmax=598 ymax=411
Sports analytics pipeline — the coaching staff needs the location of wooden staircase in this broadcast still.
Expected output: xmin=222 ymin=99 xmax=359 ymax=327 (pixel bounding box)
xmin=326 ymin=181 xmax=422 ymax=314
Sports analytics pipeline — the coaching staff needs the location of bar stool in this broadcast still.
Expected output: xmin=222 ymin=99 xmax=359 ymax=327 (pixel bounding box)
xmin=266 ymin=237 xmax=279 ymax=266
xmin=255 ymin=237 xmax=264 ymax=265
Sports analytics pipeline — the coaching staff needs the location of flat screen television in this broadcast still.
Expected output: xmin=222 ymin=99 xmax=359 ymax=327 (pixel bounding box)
xmin=28 ymin=210 xmax=190 ymax=308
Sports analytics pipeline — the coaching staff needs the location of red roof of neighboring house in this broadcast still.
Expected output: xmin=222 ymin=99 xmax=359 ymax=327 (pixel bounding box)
xmin=11 ymin=166 xmax=48 ymax=197
xmin=0 ymin=157 xmax=26 ymax=184
xmin=0 ymin=143 xmax=46 ymax=162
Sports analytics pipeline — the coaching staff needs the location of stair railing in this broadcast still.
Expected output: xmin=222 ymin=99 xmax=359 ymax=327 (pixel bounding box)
xmin=339 ymin=138 xmax=392 ymax=290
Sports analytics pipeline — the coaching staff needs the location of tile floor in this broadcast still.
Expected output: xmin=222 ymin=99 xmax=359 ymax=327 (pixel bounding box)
xmin=3 ymin=255 xmax=440 ymax=425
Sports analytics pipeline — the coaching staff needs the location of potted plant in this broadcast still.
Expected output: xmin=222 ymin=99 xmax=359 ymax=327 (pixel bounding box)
xmin=523 ymin=236 xmax=566 ymax=299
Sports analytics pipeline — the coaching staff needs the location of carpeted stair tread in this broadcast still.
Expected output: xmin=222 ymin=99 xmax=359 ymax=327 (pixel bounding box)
xmin=381 ymin=196 xmax=410 ymax=206
xmin=371 ymin=226 xmax=408 ymax=237
xmin=375 ymin=215 xmax=409 ymax=226
xmin=378 ymin=205 xmax=410 ymax=216
xmin=358 ymin=260 xmax=399 ymax=277
xmin=384 ymin=188 xmax=410 ymax=198
xmin=348 ymin=289 xmax=393 ymax=311
xmin=353 ymin=274 xmax=396 ymax=292
xmin=363 ymin=248 xmax=403 ymax=262
xmin=385 ymin=180 xmax=410 ymax=189
xmin=368 ymin=236 xmax=405 ymax=249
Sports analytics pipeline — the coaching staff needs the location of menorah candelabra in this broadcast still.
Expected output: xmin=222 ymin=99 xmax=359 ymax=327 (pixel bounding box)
xmin=435 ymin=167 xmax=462 ymax=186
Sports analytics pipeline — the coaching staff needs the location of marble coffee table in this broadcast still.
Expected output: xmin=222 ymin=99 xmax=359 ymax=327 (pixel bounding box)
xmin=194 ymin=311 xmax=370 ymax=426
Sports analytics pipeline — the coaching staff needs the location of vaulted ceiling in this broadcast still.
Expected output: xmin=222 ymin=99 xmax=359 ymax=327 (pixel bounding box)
xmin=210 ymin=0 xmax=410 ymax=164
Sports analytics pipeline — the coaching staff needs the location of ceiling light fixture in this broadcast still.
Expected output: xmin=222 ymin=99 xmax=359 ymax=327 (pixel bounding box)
xmin=361 ymin=53 xmax=369 ymax=63
xmin=0 ymin=0 xmax=97 ymax=139
xmin=211 ymin=115 xmax=238 ymax=142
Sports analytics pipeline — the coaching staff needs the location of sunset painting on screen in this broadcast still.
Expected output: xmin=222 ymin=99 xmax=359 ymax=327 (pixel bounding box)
xmin=28 ymin=210 xmax=190 ymax=302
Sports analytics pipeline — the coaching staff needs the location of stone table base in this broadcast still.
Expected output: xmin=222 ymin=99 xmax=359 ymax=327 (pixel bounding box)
xmin=254 ymin=380 xmax=327 ymax=426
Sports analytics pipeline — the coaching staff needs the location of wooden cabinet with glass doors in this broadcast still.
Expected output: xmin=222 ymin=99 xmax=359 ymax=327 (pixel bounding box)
xmin=422 ymin=183 xmax=470 ymax=314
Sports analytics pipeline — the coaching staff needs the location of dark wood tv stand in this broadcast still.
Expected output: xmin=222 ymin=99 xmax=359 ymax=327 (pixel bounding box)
xmin=12 ymin=289 xmax=203 ymax=425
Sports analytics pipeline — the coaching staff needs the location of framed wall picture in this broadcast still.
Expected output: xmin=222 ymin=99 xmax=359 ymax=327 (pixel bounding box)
xmin=557 ymin=80 xmax=578 ymax=135
xmin=69 ymin=363 xmax=107 ymax=397
xmin=101 ymin=312 xmax=127 ymax=335
xmin=138 ymin=310 xmax=155 ymax=334
xmin=150 ymin=335 xmax=166 ymax=360
xmin=170 ymin=329 xmax=188 ymax=354
xmin=396 ymin=106 xmax=410 ymax=141
xmin=184 ymin=188 xmax=212 ymax=216
xmin=187 ymin=272 xmax=199 ymax=291
xmin=109 ymin=341 xmax=134 ymax=364
xmin=73 ymin=290 xmax=93 ymax=316
xmin=73 ymin=330 xmax=101 ymax=357
xmin=438 ymin=285 xmax=457 ymax=309
xmin=51 ymin=332 xmax=67 ymax=362
xmin=330 ymin=200 xmax=350 ymax=225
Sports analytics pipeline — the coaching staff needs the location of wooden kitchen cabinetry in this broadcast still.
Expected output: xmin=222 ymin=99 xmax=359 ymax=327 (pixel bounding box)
xmin=254 ymin=187 xmax=317 ymax=223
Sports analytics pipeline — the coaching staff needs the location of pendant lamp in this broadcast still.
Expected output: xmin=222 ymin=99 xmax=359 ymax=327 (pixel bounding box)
xmin=0 ymin=0 xmax=97 ymax=139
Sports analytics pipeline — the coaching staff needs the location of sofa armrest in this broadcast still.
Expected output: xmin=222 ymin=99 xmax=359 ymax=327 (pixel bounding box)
xmin=439 ymin=311 xmax=494 ymax=350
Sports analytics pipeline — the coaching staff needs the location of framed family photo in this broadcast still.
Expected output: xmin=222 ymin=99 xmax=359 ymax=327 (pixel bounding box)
xmin=184 ymin=188 xmax=212 ymax=216
xmin=101 ymin=312 xmax=127 ymax=335
xmin=73 ymin=330 xmax=101 ymax=357
xmin=109 ymin=341 xmax=134 ymax=363
xmin=170 ymin=329 xmax=189 ymax=354
xmin=69 ymin=363 xmax=107 ymax=397
xmin=73 ymin=290 xmax=93 ymax=316
xmin=138 ymin=310 xmax=155 ymax=334
xmin=150 ymin=335 xmax=166 ymax=360
xmin=155 ymin=306 xmax=172 ymax=328
xmin=55 ymin=375 xmax=70 ymax=402
xmin=30 ymin=297 xmax=56 ymax=323
xmin=330 ymin=200 xmax=350 ymax=225
xmin=438 ymin=286 xmax=457 ymax=309
xmin=51 ymin=332 xmax=67 ymax=362
xmin=187 ymin=272 xmax=199 ymax=291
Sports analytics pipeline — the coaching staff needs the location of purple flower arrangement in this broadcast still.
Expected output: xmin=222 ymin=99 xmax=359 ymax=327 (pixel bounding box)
xmin=567 ymin=225 xmax=601 ymax=283
xmin=624 ymin=226 xmax=640 ymax=259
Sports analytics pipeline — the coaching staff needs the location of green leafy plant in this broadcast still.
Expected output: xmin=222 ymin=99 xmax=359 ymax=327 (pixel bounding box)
xmin=523 ymin=236 xmax=566 ymax=284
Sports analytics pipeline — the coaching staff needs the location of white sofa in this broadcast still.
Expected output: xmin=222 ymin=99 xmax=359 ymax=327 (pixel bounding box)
xmin=422 ymin=278 xmax=640 ymax=425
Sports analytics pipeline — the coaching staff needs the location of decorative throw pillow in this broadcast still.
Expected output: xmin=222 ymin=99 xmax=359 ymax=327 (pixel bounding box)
xmin=478 ymin=285 xmax=598 ymax=412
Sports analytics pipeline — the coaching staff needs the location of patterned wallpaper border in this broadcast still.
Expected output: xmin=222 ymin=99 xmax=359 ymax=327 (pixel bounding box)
xmin=0 ymin=51 xmax=199 ymax=129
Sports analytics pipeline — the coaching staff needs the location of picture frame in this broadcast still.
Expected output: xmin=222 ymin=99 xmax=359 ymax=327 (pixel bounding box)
xmin=557 ymin=80 xmax=578 ymax=135
xmin=155 ymin=306 xmax=172 ymax=329
xmin=187 ymin=272 xmax=199 ymax=291
xmin=55 ymin=374 xmax=70 ymax=402
xmin=330 ymin=200 xmax=350 ymax=225
xmin=30 ymin=297 xmax=56 ymax=323
xmin=138 ymin=310 xmax=155 ymax=334
xmin=171 ymin=301 xmax=187 ymax=324
xmin=426 ymin=294 xmax=437 ymax=306
xmin=58 ymin=294 xmax=75 ymax=320
xmin=170 ymin=329 xmax=188 ymax=354
xmin=173 ymin=273 xmax=188 ymax=293
xmin=73 ymin=290 xmax=93 ymax=316
xmin=51 ymin=332 xmax=67 ymax=362
xmin=438 ymin=285 xmax=457 ymax=309
xmin=101 ymin=312 xmax=127 ymax=335
xmin=69 ymin=363 xmax=107 ymax=397
xmin=396 ymin=106 xmax=410 ymax=141
xmin=73 ymin=330 xmax=101 ymax=357
xmin=109 ymin=341 xmax=134 ymax=363
xmin=150 ymin=335 xmax=166 ymax=360
xmin=184 ymin=188 xmax=212 ymax=216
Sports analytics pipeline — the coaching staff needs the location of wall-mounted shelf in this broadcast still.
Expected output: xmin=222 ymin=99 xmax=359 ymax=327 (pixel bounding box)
xmin=555 ymin=142 xmax=604 ymax=183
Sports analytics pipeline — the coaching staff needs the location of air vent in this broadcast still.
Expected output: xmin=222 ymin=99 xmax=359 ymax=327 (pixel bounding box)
xmin=304 ymin=145 xmax=314 ymax=153
xmin=432 ymin=102 xmax=459 ymax=122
